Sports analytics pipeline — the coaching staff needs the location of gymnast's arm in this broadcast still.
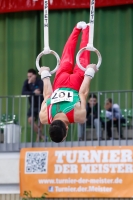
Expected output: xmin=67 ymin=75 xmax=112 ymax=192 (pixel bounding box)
xmin=39 ymin=72 xmax=53 ymax=124
xmin=76 ymin=64 xmax=97 ymax=123
xmin=38 ymin=67 xmax=53 ymax=98
xmin=77 ymin=76 xmax=92 ymax=123
xmin=79 ymin=75 xmax=92 ymax=106
xmin=42 ymin=77 xmax=53 ymax=99
xmin=79 ymin=63 xmax=97 ymax=108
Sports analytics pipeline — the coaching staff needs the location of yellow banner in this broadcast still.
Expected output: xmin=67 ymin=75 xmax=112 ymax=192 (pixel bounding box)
xmin=20 ymin=146 xmax=133 ymax=198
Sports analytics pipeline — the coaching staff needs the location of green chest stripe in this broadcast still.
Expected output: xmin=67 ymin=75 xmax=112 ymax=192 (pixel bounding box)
xmin=46 ymin=88 xmax=80 ymax=118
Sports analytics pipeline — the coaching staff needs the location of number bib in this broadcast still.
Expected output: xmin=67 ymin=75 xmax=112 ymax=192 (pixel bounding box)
xmin=51 ymin=90 xmax=73 ymax=104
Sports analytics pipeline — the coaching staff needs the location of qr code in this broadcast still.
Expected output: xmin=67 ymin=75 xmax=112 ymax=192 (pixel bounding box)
xmin=25 ymin=151 xmax=48 ymax=174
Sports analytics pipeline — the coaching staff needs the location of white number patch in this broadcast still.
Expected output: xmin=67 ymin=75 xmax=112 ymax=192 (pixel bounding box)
xmin=51 ymin=90 xmax=73 ymax=104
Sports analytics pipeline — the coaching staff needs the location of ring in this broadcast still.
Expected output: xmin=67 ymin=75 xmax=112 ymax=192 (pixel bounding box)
xmin=76 ymin=46 xmax=102 ymax=71
xmin=36 ymin=50 xmax=60 ymax=74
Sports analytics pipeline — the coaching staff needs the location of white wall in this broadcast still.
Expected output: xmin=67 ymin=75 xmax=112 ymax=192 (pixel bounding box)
xmin=0 ymin=153 xmax=20 ymax=194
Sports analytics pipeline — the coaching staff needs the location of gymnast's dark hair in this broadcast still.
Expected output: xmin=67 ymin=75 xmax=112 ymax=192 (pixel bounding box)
xmin=49 ymin=120 xmax=67 ymax=143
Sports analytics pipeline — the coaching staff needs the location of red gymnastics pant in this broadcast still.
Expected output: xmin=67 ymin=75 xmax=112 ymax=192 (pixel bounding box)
xmin=53 ymin=26 xmax=90 ymax=91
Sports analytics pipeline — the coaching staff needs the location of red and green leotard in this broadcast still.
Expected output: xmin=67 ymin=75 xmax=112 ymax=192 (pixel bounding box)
xmin=46 ymin=88 xmax=80 ymax=124
xmin=46 ymin=26 xmax=90 ymax=124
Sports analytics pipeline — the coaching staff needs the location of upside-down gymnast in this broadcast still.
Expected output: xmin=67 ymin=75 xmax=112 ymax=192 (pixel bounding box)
xmin=39 ymin=21 xmax=99 ymax=143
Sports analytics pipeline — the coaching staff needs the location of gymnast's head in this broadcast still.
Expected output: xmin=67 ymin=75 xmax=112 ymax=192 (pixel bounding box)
xmin=49 ymin=120 xmax=68 ymax=143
